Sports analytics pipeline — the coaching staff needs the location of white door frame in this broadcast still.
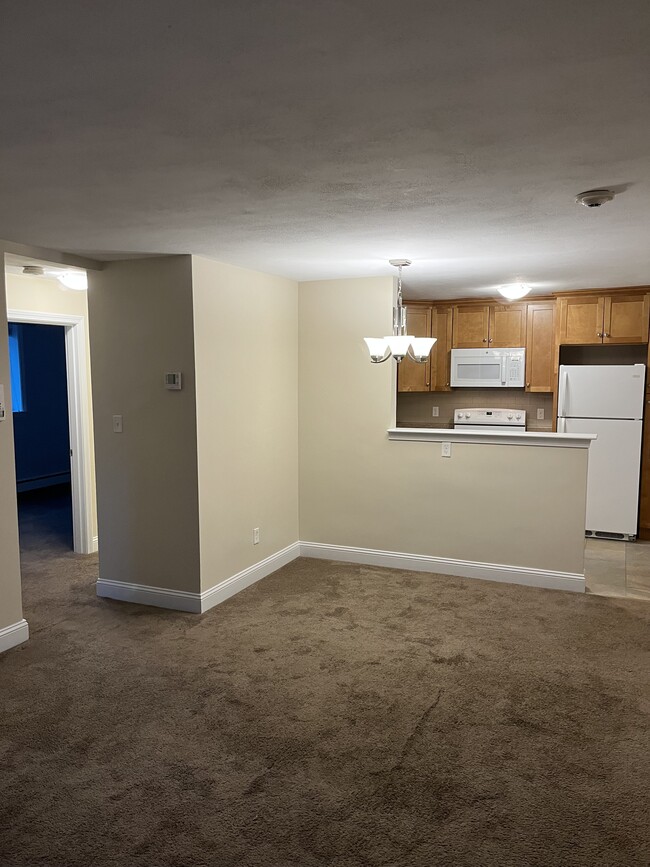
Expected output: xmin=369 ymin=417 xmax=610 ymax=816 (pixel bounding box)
xmin=7 ymin=308 xmax=95 ymax=554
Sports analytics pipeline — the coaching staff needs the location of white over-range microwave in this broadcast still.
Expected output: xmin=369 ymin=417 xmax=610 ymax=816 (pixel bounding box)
xmin=450 ymin=348 xmax=526 ymax=388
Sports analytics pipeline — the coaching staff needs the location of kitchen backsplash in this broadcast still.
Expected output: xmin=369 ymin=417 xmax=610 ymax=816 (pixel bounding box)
xmin=396 ymin=390 xmax=554 ymax=430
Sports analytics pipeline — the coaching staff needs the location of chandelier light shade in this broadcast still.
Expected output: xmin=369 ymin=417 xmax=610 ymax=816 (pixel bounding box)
xmin=498 ymin=282 xmax=531 ymax=301
xmin=365 ymin=260 xmax=436 ymax=364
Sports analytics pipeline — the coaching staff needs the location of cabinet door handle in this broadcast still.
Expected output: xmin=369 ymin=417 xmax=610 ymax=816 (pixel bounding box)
xmin=604 ymin=332 xmax=610 ymax=338
xmin=488 ymin=337 xmax=493 ymax=343
xmin=526 ymin=382 xmax=530 ymax=387
xmin=597 ymin=332 xmax=603 ymax=337
xmin=482 ymin=337 xmax=487 ymax=342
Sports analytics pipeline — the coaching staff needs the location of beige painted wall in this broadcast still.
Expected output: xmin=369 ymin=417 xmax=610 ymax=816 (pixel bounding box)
xmin=5 ymin=273 xmax=98 ymax=540
xmin=88 ymin=256 xmax=201 ymax=593
xmin=0 ymin=265 xmax=24 ymax=631
xmin=192 ymin=256 xmax=299 ymax=591
xmin=299 ymin=277 xmax=587 ymax=575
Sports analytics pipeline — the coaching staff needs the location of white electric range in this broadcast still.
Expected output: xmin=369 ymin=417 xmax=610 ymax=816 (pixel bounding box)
xmin=453 ymin=408 xmax=526 ymax=431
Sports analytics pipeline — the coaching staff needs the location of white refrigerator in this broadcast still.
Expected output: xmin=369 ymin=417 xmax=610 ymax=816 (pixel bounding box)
xmin=557 ymin=364 xmax=646 ymax=538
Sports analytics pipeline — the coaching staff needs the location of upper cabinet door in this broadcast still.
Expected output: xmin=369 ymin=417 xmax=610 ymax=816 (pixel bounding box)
xmin=559 ymin=296 xmax=605 ymax=344
xmin=525 ymin=302 xmax=555 ymax=392
xmin=489 ymin=304 xmax=527 ymax=347
xmin=430 ymin=305 xmax=453 ymax=391
xmin=603 ymin=295 xmax=650 ymax=344
xmin=452 ymin=305 xmax=490 ymax=348
xmin=397 ymin=306 xmax=432 ymax=392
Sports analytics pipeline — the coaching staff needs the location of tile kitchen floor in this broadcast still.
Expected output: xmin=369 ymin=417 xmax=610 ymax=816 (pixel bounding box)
xmin=584 ymin=538 xmax=650 ymax=600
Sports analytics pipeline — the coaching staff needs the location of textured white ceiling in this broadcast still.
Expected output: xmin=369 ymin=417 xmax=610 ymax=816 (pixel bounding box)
xmin=1 ymin=1 xmax=649 ymax=299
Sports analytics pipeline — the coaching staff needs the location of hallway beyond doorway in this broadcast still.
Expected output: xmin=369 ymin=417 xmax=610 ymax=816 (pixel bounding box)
xmin=17 ymin=484 xmax=74 ymax=555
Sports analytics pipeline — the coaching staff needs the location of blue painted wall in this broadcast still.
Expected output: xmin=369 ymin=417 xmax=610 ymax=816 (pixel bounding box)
xmin=11 ymin=323 xmax=70 ymax=490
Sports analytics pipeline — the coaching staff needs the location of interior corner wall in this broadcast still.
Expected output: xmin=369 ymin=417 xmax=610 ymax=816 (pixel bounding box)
xmin=88 ymin=256 xmax=201 ymax=593
xmin=0 ymin=261 xmax=24 ymax=632
xmin=191 ymin=256 xmax=299 ymax=591
xmin=298 ymin=277 xmax=587 ymax=575
xmin=5 ymin=273 xmax=98 ymax=540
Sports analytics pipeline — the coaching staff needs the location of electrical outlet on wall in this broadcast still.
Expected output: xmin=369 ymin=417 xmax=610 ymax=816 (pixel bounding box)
xmin=253 ymin=527 xmax=260 ymax=545
xmin=537 ymin=408 xmax=545 ymax=420
xmin=432 ymin=406 xmax=439 ymax=417
xmin=441 ymin=442 xmax=452 ymax=458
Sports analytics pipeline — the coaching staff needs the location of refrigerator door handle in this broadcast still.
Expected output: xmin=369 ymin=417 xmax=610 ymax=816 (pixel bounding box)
xmin=560 ymin=369 xmax=568 ymax=417
xmin=558 ymin=417 xmax=566 ymax=433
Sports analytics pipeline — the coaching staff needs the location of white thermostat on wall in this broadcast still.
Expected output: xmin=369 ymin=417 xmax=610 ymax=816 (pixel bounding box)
xmin=164 ymin=372 xmax=182 ymax=390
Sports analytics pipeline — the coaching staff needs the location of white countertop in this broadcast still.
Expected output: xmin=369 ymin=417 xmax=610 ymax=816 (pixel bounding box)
xmin=388 ymin=427 xmax=596 ymax=448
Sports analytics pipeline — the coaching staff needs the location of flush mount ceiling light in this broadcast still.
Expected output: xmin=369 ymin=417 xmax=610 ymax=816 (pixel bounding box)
xmin=22 ymin=265 xmax=45 ymax=276
xmin=498 ymin=282 xmax=532 ymax=301
xmin=57 ymin=270 xmax=88 ymax=291
xmin=364 ymin=260 xmax=436 ymax=364
xmin=575 ymin=189 xmax=615 ymax=208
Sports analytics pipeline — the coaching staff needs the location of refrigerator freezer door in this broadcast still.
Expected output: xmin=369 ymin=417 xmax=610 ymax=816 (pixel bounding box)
xmin=562 ymin=417 xmax=643 ymax=536
xmin=558 ymin=364 xmax=646 ymax=419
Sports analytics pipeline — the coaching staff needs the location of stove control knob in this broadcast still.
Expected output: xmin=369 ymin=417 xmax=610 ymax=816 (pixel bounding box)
xmin=507 ymin=413 xmax=513 ymax=420
xmin=465 ymin=413 xmax=471 ymax=418
xmin=515 ymin=413 xmax=521 ymax=420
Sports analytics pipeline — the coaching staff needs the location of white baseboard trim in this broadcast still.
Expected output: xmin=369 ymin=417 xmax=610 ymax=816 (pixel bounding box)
xmin=0 ymin=619 xmax=30 ymax=654
xmin=96 ymin=542 xmax=302 ymax=614
xmin=299 ymin=542 xmax=585 ymax=593
xmin=200 ymin=542 xmax=301 ymax=612
xmin=96 ymin=579 xmax=202 ymax=613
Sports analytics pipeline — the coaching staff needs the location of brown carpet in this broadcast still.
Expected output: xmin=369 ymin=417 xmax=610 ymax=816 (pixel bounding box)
xmin=1 ymin=490 xmax=649 ymax=866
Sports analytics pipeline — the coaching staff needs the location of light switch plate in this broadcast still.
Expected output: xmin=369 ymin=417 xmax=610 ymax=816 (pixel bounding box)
xmin=432 ymin=406 xmax=439 ymax=417
xmin=537 ymin=408 xmax=545 ymax=420
xmin=112 ymin=414 xmax=123 ymax=433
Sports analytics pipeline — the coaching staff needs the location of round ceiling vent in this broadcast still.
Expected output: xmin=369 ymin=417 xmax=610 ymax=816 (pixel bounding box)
xmin=575 ymin=189 xmax=615 ymax=208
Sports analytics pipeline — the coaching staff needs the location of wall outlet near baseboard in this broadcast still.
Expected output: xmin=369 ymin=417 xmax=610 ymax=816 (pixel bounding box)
xmin=441 ymin=442 xmax=452 ymax=458
xmin=537 ymin=408 xmax=545 ymax=420
xmin=253 ymin=527 xmax=260 ymax=545
xmin=432 ymin=406 xmax=439 ymax=417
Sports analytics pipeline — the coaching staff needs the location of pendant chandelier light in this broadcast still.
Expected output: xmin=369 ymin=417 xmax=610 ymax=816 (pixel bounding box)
xmin=364 ymin=259 xmax=436 ymax=363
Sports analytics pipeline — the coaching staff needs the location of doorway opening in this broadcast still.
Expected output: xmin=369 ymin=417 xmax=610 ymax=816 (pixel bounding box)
xmin=5 ymin=256 xmax=96 ymax=555
xmin=10 ymin=322 xmax=74 ymax=553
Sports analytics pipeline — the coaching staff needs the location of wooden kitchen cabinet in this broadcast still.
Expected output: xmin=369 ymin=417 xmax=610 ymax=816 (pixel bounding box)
xmin=397 ymin=304 xmax=453 ymax=392
xmin=558 ymin=296 xmax=604 ymax=344
xmin=397 ymin=305 xmax=432 ymax=392
xmin=430 ymin=305 xmax=453 ymax=391
xmin=489 ymin=304 xmax=527 ymax=347
xmin=452 ymin=303 xmax=526 ymax=348
xmin=452 ymin=305 xmax=490 ymax=347
xmin=559 ymin=293 xmax=650 ymax=345
xmin=604 ymin=295 xmax=650 ymax=344
xmin=525 ymin=302 xmax=555 ymax=392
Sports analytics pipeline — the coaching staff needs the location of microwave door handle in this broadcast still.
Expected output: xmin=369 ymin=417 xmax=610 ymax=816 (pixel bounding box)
xmin=501 ymin=357 xmax=507 ymax=386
